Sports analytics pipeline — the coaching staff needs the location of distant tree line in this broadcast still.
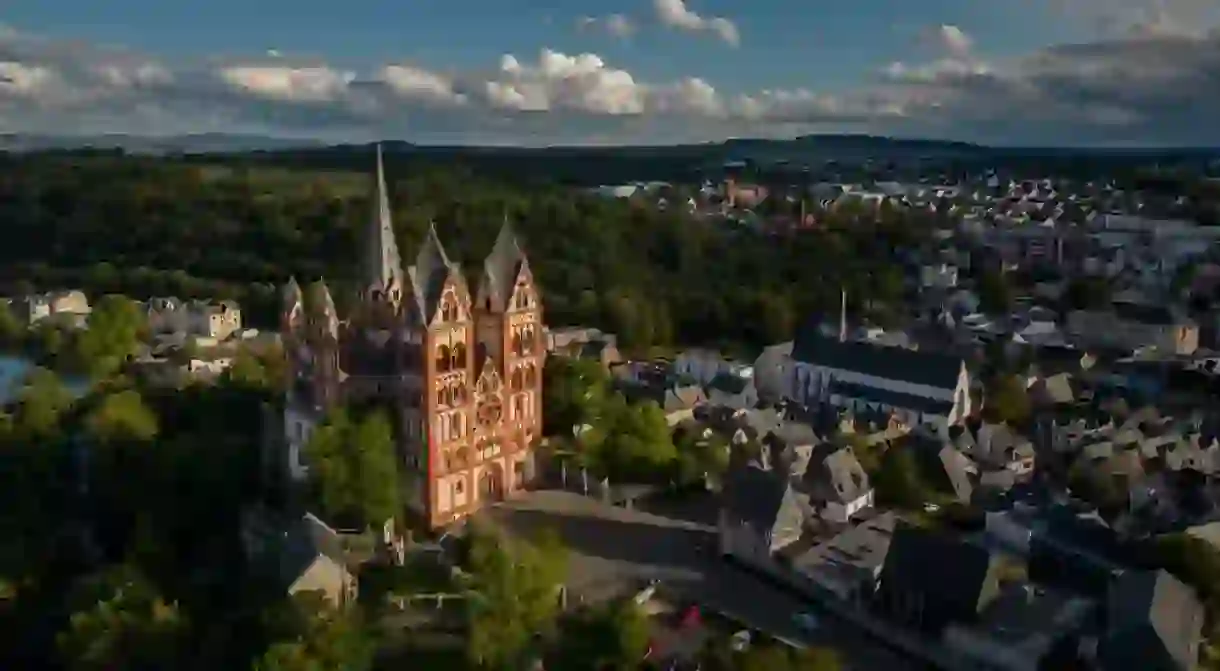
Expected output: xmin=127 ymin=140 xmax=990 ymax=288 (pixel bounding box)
xmin=0 ymin=152 xmax=927 ymax=355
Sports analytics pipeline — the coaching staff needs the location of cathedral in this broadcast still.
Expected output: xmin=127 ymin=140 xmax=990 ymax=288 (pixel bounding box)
xmin=279 ymin=146 xmax=544 ymax=530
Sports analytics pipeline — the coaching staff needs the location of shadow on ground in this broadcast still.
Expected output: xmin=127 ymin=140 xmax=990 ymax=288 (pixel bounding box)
xmin=489 ymin=506 xmax=716 ymax=570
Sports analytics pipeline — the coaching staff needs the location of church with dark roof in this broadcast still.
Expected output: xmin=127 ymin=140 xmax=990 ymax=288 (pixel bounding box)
xmin=279 ymin=146 xmax=544 ymax=529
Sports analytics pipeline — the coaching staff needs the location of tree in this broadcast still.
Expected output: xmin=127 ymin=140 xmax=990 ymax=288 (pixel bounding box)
xmin=254 ymin=592 xmax=374 ymax=671
xmin=465 ymin=524 xmax=568 ymax=669
xmin=674 ymin=427 xmax=731 ymax=489
xmin=57 ymin=565 xmax=189 ymax=671
xmin=9 ymin=367 xmax=75 ymax=442
xmin=551 ymin=599 xmax=650 ymax=671
xmin=84 ymin=389 xmax=159 ymax=445
xmin=304 ymin=407 xmax=400 ymax=528
xmin=977 ymin=270 xmax=1013 ymax=315
xmin=983 ymin=375 xmax=1032 ymax=426
xmin=0 ymin=302 xmax=23 ymax=349
xmin=583 ymin=396 xmax=677 ymax=482
xmin=1063 ymin=277 xmax=1112 ymax=311
xmin=872 ymin=445 xmax=928 ymax=509
xmin=73 ymin=295 xmax=145 ymax=378
xmin=542 ymin=356 xmax=609 ymax=438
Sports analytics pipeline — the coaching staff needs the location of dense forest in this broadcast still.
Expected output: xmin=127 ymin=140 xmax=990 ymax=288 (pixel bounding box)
xmin=0 ymin=151 xmax=928 ymax=355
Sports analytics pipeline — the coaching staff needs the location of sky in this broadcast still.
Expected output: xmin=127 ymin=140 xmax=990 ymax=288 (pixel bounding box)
xmin=0 ymin=0 xmax=1219 ymax=146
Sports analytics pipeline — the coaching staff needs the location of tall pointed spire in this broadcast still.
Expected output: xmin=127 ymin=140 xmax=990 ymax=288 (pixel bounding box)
xmin=407 ymin=221 xmax=456 ymax=323
xmin=839 ymin=288 xmax=847 ymax=343
xmin=479 ymin=213 xmax=527 ymax=313
xmin=363 ymin=143 xmax=404 ymax=301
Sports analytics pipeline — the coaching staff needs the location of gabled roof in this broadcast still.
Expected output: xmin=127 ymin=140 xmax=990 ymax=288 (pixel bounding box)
xmin=879 ymin=524 xmax=1001 ymax=630
xmin=478 ymin=216 xmax=527 ymax=314
xmin=1100 ymin=570 xmax=1203 ymax=671
xmin=407 ymin=223 xmax=458 ymax=325
xmin=793 ymin=331 xmax=963 ymax=391
xmin=721 ymin=461 xmax=805 ymax=553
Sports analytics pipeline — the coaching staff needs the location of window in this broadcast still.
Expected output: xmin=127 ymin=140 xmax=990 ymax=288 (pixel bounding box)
xmin=435 ymin=345 xmax=451 ymax=372
xmin=511 ymin=368 xmax=523 ymax=390
xmin=451 ymin=343 xmax=467 ymax=369
xmin=441 ymin=298 xmax=457 ymax=322
xmin=455 ymin=480 xmax=464 ymax=494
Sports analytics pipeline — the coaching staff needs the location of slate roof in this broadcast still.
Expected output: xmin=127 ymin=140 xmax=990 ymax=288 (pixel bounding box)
xmin=708 ymin=372 xmax=749 ymax=395
xmin=362 ymin=144 xmax=405 ymax=297
xmin=877 ymin=524 xmax=1001 ymax=632
xmin=808 ymin=446 xmax=871 ymax=505
xmin=829 ymin=380 xmax=955 ymax=416
xmin=479 ymin=216 xmax=528 ymax=314
xmin=407 ymin=223 xmax=459 ymax=325
xmin=1100 ymin=570 xmax=1203 ymax=671
xmin=792 ymin=331 xmax=964 ymax=390
xmin=721 ymin=461 xmax=806 ymax=553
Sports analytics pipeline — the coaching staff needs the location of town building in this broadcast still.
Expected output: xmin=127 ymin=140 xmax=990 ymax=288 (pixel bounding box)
xmin=279 ymin=146 xmax=544 ymax=530
xmin=765 ymin=324 xmax=972 ymax=434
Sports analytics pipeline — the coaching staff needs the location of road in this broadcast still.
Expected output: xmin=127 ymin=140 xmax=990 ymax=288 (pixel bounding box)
xmin=484 ymin=490 xmax=930 ymax=671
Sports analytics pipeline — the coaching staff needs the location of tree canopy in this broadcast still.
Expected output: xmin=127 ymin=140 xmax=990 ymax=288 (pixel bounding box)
xmin=304 ymin=407 xmax=400 ymax=528
xmin=0 ymin=153 xmax=926 ymax=355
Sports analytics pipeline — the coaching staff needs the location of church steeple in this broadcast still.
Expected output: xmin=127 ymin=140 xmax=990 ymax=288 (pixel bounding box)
xmin=407 ymin=222 xmax=458 ymax=325
xmin=478 ymin=214 xmax=527 ymax=314
xmin=362 ymin=143 xmax=404 ymax=303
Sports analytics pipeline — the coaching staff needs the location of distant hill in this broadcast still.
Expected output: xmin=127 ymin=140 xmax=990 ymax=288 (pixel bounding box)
xmin=4 ymin=132 xmax=1216 ymax=187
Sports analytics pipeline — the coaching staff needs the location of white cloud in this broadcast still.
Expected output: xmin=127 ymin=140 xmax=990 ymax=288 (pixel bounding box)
xmin=577 ymin=14 xmax=635 ymax=39
xmin=653 ymin=0 xmax=740 ymax=46
xmin=0 ymin=22 xmax=1219 ymax=145
xmin=380 ymin=65 xmax=466 ymax=105
xmin=927 ymin=24 xmax=973 ymax=58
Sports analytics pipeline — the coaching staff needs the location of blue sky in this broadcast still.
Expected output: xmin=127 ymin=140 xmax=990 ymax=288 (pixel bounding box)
xmin=0 ymin=0 xmax=1218 ymax=145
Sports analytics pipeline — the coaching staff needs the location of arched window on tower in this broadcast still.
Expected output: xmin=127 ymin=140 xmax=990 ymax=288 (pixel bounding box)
xmin=454 ymin=383 xmax=467 ymax=405
xmin=511 ymin=332 xmax=523 ymax=356
xmin=435 ymin=345 xmax=451 ymax=372
xmin=441 ymin=297 xmax=458 ymax=322
xmin=511 ymin=368 xmax=523 ymax=391
xmin=525 ymin=363 xmax=538 ymax=387
xmin=521 ymin=326 xmax=536 ymax=354
xmin=452 ymin=343 xmax=467 ymax=369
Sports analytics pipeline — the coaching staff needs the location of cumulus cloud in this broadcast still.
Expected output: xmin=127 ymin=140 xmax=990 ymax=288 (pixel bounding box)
xmin=653 ymin=0 xmax=740 ymax=47
xmin=0 ymin=22 xmax=1219 ymax=146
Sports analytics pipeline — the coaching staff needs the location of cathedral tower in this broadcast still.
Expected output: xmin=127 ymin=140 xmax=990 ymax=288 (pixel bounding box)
xmin=278 ymin=145 xmax=544 ymax=530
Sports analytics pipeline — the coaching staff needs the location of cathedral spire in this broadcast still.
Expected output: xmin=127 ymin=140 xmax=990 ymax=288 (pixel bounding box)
xmin=362 ymin=143 xmax=404 ymax=301
xmin=407 ymin=221 xmax=456 ymax=324
xmin=479 ymin=214 xmax=527 ymax=314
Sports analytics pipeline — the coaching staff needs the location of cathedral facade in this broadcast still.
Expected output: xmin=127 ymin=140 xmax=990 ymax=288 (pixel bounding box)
xmin=279 ymin=146 xmax=544 ymax=530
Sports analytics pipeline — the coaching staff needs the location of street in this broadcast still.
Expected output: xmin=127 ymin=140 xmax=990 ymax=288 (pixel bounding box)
xmin=484 ymin=490 xmax=929 ymax=671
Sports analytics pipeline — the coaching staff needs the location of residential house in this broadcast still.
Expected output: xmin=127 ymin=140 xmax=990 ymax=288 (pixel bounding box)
xmin=545 ymin=326 xmax=622 ymax=369
xmin=242 ymin=509 xmax=360 ymax=608
xmin=803 ymin=445 xmax=874 ymax=524
xmin=778 ymin=329 xmax=972 ymax=434
xmin=630 ymin=382 xmax=707 ymax=426
xmin=1066 ymin=304 xmax=1198 ymax=355
xmin=718 ymin=449 xmax=807 ymax=568
xmin=943 ymin=585 xmax=1097 ymax=671
xmin=785 ymin=512 xmax=897 ymax=604
xmin=705 ymin=371 xmax=759 ymax=411
xmin=920 ymin=263 xmax=960 ymax=290
xmin=874 ymin=524 xmax=1002 ymax=634
xmin=17 ymin=290 xmax=90 ymax=326
xmin=673 ymin=349 xmax=752 ymax=388
xmin=1096 ymin=570 xmax=1203 ymax=671
xmin=145 ymin=297 xmax=243 ymax=340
